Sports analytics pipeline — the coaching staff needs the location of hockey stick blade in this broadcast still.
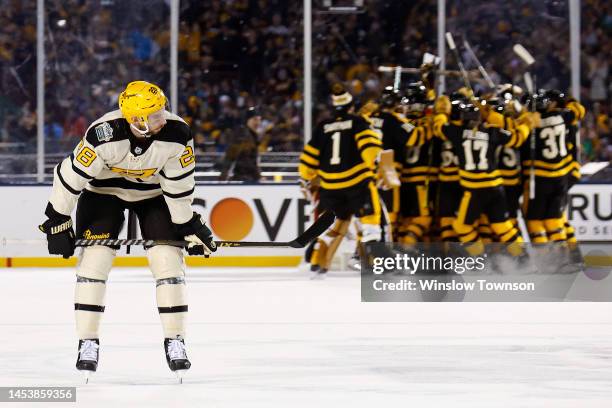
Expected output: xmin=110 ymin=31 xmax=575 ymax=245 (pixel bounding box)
xmin=289 ymin=210 xmax=335 ymax=248
xmin=513 ymin=44 xmax=535 ymax=66
xmin=445 ymin=32 xmax=456 ymax=50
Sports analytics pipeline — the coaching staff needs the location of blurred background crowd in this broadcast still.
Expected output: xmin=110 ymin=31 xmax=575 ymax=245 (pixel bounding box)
xmin=0 ymin=0 xmax=610 ymax=176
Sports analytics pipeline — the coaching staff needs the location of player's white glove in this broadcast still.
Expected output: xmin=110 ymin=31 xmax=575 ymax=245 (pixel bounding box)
xmin=175 ymin=213 xmax=217 ymax=257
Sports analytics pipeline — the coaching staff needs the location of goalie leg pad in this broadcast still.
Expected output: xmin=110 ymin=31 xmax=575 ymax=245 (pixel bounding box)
xmin=148 ymin=245 xmax=187 ymax=338
xmin=319 ymin=219 xmax=351 ymax=270
xmin=75 ymin=246 xmax=115 ymax=339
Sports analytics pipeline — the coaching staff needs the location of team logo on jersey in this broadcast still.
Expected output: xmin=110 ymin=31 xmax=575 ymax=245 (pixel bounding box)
xmin=82 ymin=229 xmax=111 ymax=239
xmin=110 ymin=167 xmax=158 ymax=178
xmin=95 ymin=122 xmax=114 ymax=142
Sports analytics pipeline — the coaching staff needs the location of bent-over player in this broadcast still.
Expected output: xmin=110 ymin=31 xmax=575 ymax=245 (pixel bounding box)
xmin=38 ymin=81 xmax=217 ymax=380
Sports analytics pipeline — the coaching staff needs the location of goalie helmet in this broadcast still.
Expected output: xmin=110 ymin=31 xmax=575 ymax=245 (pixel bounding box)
xmin=119 ymin=81 xmax=167 ymax=136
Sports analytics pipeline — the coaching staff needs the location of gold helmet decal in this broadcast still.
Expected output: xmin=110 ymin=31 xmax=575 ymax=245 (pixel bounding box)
xmin=118 ymin=81 xmax=167 ymax=125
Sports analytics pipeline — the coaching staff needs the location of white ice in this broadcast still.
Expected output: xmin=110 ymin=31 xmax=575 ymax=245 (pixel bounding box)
xmin=1 ymin=266 xmax=612 ymax=407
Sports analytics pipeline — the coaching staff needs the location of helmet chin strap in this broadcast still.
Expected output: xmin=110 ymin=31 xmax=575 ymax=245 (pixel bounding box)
xmin=130 ymin=121 xmax=151 ymax=137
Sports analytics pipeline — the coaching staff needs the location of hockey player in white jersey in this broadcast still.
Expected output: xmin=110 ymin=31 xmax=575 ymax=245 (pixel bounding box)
xmin=38 ymin=81 xmax=217 ymax=381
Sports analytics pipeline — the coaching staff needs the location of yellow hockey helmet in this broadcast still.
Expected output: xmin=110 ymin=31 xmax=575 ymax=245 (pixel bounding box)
xmin=118 ymin=81 xmax=167 ymax=126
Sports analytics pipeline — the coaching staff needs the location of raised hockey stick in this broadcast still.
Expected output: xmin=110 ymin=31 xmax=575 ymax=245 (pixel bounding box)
xmin=462 ymin=37 xmax=496 ymax=90
xmin=2 ymin=211 xmax=336 ymax=249
xmin=513 ymin=43 xmax=537 ymax=200
xmin=445 ymin=32 xmax=474 ymax=96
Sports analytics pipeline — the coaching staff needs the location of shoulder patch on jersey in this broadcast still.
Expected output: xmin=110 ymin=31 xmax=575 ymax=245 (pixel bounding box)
xmin=95 ymin=122 xmax=113 ymax=142
xmin=154 ymin=119 xmax=193 ymax=146
xmin=85 ymin=118 xmax=129 ymax=147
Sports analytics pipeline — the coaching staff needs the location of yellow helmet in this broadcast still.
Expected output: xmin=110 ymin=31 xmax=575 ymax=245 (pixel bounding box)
xmin=118 ymin=81 xmax=167 ymax=125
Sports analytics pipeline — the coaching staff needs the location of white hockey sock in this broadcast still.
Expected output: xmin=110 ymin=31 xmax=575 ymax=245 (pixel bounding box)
xmin=74 ymin=277 xmax=106 ymax=339
xmin=156 ymin=277 xmax=187 ymax=338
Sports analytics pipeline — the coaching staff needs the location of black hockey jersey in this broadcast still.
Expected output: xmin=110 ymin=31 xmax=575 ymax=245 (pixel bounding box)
xmin=299 ymin=113 xmax=381 ymax=190
xmin=368 ymin=110 xmax=426 ymax=167
xmin=401 ymin=116 xmax=436 ymax=184
xmin=521 ymin=109 xmax=577 ymax=179
xmin=434 ymin=114 xmax=525 ymax=189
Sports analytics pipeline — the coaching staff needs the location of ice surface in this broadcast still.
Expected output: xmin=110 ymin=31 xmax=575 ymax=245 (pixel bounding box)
xmin=1 ymin=267 xmax=612 ymax=407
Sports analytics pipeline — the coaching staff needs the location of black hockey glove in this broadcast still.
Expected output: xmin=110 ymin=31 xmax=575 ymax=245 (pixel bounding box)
xmin=175 ymin=213 xmax=217 ymax=257
xmin=38 ymin=203 xmax=75 ymax=259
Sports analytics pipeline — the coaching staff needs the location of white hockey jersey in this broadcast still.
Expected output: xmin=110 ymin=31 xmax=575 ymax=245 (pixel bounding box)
xmin=49 ymin=110 xmax=196 ymax=224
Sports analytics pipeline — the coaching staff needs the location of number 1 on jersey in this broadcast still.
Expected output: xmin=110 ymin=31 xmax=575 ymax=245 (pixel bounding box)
xmin=330 ymin=131 xmax=341 ymax=165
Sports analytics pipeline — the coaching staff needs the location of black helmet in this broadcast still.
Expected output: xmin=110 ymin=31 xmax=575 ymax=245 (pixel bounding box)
xmin=534 ymin=89 xmax=551 ymax=112
xmin=380 ymin=86 xmax=401 ymax=108
xmin=484 ymin=96 xmax=504 ymax=114
xmin=402 ymin=82 xmax=428 ymax=113
xmin=450 ymin=92 xmax=467 ymax=121
xmin=544 ymin=89 xmax=566 ymax=107
xmin=459 ymin=102 xmax=480 ymax=125
xmin=246 ymin=106 xmax=261 ymax=119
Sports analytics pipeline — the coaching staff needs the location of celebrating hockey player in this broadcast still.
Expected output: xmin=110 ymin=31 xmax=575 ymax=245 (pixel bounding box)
xmin=38 ymin=81 xmax=217 ymax=381
xmin=398 ymin=82 xmax=435 ymax=244
xmin=367 ymin=85 xmax=428 ymax=240
xmin=299 ymin=83 xmax=383 ymax=276
xmin=520 ymin=89 xmax=585 ymax=270
xmin=432 ymin=95 xmax=540 ymax=263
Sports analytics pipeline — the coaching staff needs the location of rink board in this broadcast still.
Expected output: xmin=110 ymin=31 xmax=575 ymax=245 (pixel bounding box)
xmin=0 ymin=183 xmax=610 ymax=267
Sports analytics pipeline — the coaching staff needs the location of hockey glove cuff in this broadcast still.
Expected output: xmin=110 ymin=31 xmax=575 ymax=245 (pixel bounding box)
xmin=175 ymin=213 xmax=217 ymax=257
xmin=39 ymin=203 xmax=75 ymax=259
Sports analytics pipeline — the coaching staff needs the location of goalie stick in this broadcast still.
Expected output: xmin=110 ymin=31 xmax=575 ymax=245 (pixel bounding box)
xmin=2 ymin=211 xmax=336 ymax=249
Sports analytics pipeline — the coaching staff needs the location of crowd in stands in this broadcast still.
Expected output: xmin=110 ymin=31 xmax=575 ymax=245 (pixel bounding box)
xmin=0 ymin=0 xmax=609 ymax=175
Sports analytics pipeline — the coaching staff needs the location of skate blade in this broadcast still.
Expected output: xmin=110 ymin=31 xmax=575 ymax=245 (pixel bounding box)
xmin=174 ymin=370 xmax=187 ymax=384
xmin=82 ymin=371 xmax=93 ymax=384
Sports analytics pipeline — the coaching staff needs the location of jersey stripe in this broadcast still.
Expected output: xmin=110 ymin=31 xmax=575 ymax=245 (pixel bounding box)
xmin=162 ymin=187 xmax=195 ymax=199
xmin=89 ymin=178 xmax=160 ymax=191
xmin=160 ymin=168 xmax=195 ymax=181
xmin=56 ymin=165 xmax=81 ymax=195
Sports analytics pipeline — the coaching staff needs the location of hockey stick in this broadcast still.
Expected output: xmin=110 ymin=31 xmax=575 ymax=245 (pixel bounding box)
xmin=513 ymin=43 xmax=537 ymax=200
xmin=462 ymin=37 xmax=496 ymax=90
xmin=2 ymin=211 xmax=336 ymax=249
xmin=445 ymin=32 xmax=474 ymax=97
